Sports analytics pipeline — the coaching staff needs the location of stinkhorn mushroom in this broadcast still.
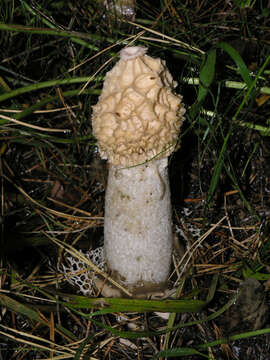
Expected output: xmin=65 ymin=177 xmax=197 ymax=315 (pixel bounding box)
xmin=92 ymin=46 xmax=185 ymax=296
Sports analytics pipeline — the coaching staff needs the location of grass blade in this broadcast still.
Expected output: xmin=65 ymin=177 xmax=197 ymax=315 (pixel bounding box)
xmin=0 ymin=77 xmax=94 ymax=104
xmin=67 ymin=296 xmax=206 ymax=313
xmin=153 ymin=347 xmax=209 ymax=359
xmin=0 ymin=293 xmax=44 ymax=324
xmin=190 ymin=49 xmax=216 ymax=118
xmin=216 ymin=42 xmax=252 ymax=87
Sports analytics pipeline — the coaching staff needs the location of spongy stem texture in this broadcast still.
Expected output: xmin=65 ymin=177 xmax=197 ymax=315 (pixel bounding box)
xmin=104 ymin=158 xmax=172 ymax=287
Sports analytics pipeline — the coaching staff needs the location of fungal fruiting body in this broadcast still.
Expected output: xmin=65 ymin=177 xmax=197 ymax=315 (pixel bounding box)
xmin=104 ymin=0 xmax=136 ymax=20
xmin=92 ymin=46 xmax=185 ymax=296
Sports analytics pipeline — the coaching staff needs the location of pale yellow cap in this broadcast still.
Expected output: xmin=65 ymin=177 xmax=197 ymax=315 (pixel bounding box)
xmin=92 ymin=46 xmax=185 ymax=166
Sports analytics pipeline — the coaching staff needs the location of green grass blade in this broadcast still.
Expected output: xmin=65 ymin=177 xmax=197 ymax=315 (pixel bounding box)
xmin=91 ymin=318 xmax=162 ymax=339
xmin=74 ymin=334 xmax=95 ymax=360
xmin=65 ymin=287 xmax=239 ymax=341
xmin=205 ymin=274 xmax=219 ymax=303
xmin=0 ymin=77 xmax=93 ymax=104
xmin=190 ymin=49 xmax=216 ymax=118
xmin=197 ymin=49 xmax=216 ymax=104
xmin=153 ymin=347 xmax=209 ymax=359
xmin=0 ymin=293 xmax=44 ymax=324
xmin=154 ymin=327 xmax=270 ymax=359
xmin=207 ymin=54 xmax=270 ymax=205
xmin=67 ymin=296 xmax=206 ymax=313
xmin=55 ymin=324 xmax=78 ymax=342
xmin=0 ymin=22 xmax=98 ymax=50
xmin=216 ymin=42 xmax=252 ymax=87
xmin=197 ymin=327 xmax=270 ymax=350
xmin=206 ymin=126 xmax=232 ymax=205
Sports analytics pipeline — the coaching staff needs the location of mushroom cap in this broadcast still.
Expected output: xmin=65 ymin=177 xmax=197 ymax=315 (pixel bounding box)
xmin=92 ymin=46 xmax=185 ymax=166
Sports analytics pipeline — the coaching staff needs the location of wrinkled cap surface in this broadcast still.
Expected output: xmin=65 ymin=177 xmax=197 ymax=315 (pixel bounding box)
xmin=92 ymin=46 xmax=185 ymax=166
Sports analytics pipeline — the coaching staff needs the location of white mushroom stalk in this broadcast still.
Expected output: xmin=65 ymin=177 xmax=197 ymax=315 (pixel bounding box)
xmin=92 ymin=46 xmax=185 ymax=296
